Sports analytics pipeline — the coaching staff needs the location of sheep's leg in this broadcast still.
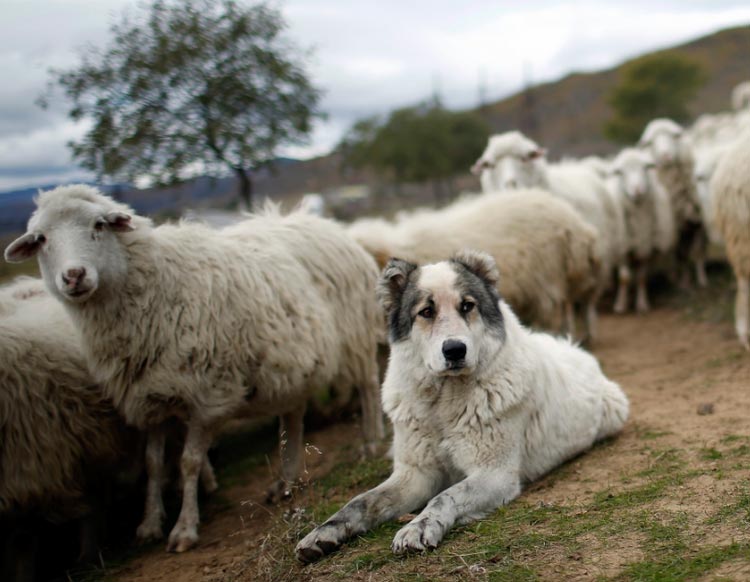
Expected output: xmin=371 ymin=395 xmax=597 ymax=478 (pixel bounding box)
xmin=166 ymin=419 xmax=212 ymax=553
xmin=736 ymin=275 xmax=750 ymax=351
xmin=267 ymin=404 xmax=306 ymax=503
xmin=200 ymin=452 xmax=218 ymax=494
xmin=359 ymin=370 xmax=385 ymax=458
xmin=585 ymin=299 xmax=598 ymax=345
xmin=563 ymin=301 xmax=576 ymax=338
xmin=693 ymin=232 xmax=709 ymax=288
xmin=614 ymin=264 xmax=631 ymax=314
xmin=136 ymin=427 xmax=167 ymax=542
xmin=635 ymin=262 xmax=650 ymax=314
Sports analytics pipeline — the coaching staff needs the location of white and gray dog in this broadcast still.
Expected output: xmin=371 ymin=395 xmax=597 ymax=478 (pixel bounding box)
xmin=296 ymin=249 xmax=629 ymax=563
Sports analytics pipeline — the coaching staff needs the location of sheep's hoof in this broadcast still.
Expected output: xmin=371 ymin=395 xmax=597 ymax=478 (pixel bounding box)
xmin=166 ymin=527 xmax=198 ymax=553
xmin=136 ymin=520 xmax=164 ymax=543
xmin=265 ymin=479 xmax=294 ymax=504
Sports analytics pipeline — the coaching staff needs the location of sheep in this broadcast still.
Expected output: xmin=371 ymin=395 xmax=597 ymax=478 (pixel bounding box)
xmin=692 ymin=141 xmax=740 ymax=246
xmin=639 ymin=118 xmax=708 ymax=288
xmin=471 ymin=131 xmax=627 ymax=300
xmin=4 ymin=184 xmax=385 ymax=553
xmin=710 ymin=132 xmax=750 ymax=350
xmin=731 ymin=81 xmax=750 ymax=112
xmin=0 ymin=277 xmax=127 ymax=579
xmin=348 ymin=190 xmax=602 ymax=342
xmin=607 ymin=148 xmax=676 ymax=314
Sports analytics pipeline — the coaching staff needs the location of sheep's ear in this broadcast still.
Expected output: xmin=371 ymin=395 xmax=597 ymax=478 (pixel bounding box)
xmin=376 ymin=258 xmax=417 ymax=313
xmin=452 ymin=249 xmax=500 ymax=287
xmin=527 ymin=147 xmax=546 ymax=160
xmin=104 ymin=211 xmax=134 ymax=232
xmin=4 ymin=233 xmax=43 ymax=263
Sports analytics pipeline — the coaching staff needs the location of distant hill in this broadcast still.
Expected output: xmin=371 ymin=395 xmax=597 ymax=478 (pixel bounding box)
xmin=3 ymin=25 xmax=748 ymax=230
xmin=251 ymin=24 xmax=750 ymax=198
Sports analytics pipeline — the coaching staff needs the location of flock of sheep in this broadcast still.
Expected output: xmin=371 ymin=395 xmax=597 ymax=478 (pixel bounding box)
xmin=1 ymin=80 xmax=749 ymax=579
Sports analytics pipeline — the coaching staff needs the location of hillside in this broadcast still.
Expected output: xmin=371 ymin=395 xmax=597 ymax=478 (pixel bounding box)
xmin=254 ymin=24 xmax=750 ymax=198
xmin=2 ymin=25 xmax=747 ymax=230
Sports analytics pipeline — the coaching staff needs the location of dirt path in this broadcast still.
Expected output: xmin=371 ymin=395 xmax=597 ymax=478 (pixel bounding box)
xmin=103 ymin=304 xmax=750 ymax=582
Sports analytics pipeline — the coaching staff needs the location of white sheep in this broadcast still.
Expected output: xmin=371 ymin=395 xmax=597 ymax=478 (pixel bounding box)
xmin=348 ymin=190 xmax=602 ymax=341
xmin=711 ymin=132 xmax=750 ymax=350
xmin=607 ymin=148 xmax=676 ymax=314
xmin=4 ymin=185 xmax=385 ymax=553
xmin=639 ymin=118 xmax=708 ymax=288
xmin=0 ymin=277 xmax=127 ymax=573
xmin=731 ymin=81 xmax=750 ymax=112
xmin=472 ymin=131 xmax=627 ymax=300
xmin=692 ymin=141 xmax=741 ymax=246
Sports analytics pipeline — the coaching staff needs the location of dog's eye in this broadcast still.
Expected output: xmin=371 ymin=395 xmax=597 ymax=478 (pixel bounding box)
xmin=460 ymin=301 xmax=475 ymax=314
xmin=418 ymin=306 xmax=434 ymax=319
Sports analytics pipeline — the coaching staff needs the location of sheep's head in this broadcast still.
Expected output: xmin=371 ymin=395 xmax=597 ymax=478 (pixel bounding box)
xmin=639 ymin=119 xmax=683 ymax=165
xmin=471 ymin=131 xmax=547 ymax=190
xmin=4 ymin=185 xmax=137 ymax=304
xmin=610 ymin=148 xmax=656 ymax=203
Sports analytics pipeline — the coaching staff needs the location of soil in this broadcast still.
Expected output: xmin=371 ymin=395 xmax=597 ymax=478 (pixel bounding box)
xmin=102 ymin=304 xmax=750 ymax=582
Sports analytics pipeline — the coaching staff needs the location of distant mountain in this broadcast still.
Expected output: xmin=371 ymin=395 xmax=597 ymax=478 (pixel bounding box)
xmin=4 ymin=25 xmax=747 ymax=229
xmin=248 ymin=25 xmax=750 ymax=198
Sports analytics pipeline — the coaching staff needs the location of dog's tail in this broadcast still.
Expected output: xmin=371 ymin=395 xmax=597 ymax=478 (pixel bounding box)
xmin=596 ymin=380 xmax=630 ymax=441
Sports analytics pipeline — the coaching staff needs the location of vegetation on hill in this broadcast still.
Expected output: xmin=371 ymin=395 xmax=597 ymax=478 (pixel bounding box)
xmin=604 ymin=53 xmax=705 ymax=144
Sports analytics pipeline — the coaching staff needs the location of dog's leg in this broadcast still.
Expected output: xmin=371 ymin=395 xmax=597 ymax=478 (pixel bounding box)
xmin=391 ymin=467 xmax=521 ymax=554
xmin=136 ymin=426 xmax=166 ymax=542
xmin=296 ymin=464 xmax=442 ymax=564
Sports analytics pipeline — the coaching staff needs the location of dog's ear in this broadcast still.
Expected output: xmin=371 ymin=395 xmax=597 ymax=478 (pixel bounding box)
xmin=452 ymin=249 xmax=500 ymax=287
xmin=377 ymin=258 xmax=417 ymax=313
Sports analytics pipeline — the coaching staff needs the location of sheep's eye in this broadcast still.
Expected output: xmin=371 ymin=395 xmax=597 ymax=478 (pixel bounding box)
xmin=612 ymin=169 xmax=623 ymax=177
xmin=94 ymin=219 xmax=106 ymax=231
xmin=36 ymin=234 xmax=46 ymax=244
xmin=460 ymin=300 xmax=475 ymax=314
xmin=418 ymin=306 xmax=434 ymax=319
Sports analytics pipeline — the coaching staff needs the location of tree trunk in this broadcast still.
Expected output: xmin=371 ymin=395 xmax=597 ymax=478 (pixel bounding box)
xmin=234 ymin=167 xmax=253 ymax=211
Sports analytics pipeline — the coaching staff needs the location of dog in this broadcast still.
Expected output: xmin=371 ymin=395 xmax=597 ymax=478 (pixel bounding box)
xmin=296 ymin=249 xmax=629 ymax=563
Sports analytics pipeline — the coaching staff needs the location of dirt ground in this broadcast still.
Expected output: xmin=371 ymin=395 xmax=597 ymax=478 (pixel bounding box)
xmin=96 ymin=288 xmax=750 ymax=582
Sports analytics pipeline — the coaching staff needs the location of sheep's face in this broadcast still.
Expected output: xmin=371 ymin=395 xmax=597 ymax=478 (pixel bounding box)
xmin=5 ymin=202 xmax=133 ymax=304
xmin=377 ymin=251 xmax=505 ymax=378
xmin=472 ymin=132 xmax=546 ymax=190
xmin=640 ymin=121 xmax=683 ymax=165
xmin=611 ymin=151 xmax=655 ymax=203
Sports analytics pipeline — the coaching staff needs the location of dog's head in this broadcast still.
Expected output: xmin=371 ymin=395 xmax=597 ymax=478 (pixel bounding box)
xmin=377 ymin=249 xmax=506 ymax=377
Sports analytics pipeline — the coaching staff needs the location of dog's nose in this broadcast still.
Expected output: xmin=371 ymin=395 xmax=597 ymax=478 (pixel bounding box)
xmin=62 ymin=267 xmax=86 ymax=287
xmin=442 ymin=339 xmax=467 ymax=362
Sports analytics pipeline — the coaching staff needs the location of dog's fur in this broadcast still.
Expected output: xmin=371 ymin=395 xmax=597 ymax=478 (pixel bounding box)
xmin=296 ymin=250 xmax=629 ymax=562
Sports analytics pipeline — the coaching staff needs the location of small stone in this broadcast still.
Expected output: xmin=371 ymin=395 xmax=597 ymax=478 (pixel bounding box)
xmin=697 ymin=403 xmax=715 ymax=415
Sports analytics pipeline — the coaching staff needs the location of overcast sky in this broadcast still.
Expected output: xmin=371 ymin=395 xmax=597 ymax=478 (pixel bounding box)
xmin=0 ymin=0 xmax=749 ymax=192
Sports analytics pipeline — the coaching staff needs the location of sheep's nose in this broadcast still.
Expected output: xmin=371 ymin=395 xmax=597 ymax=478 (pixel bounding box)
xmin=442 ymin=339 xmax=467 ymax=362
xmin=62 ymin=267 xmax=86 ymax=287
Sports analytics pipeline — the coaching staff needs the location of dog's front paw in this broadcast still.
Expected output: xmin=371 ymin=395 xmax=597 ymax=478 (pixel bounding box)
xmin=295 ymin=520 xmax=348 ymax=564
xmin=391 ymin=517 xmax=444 ymax=554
